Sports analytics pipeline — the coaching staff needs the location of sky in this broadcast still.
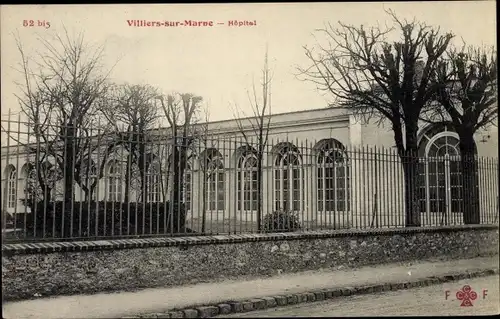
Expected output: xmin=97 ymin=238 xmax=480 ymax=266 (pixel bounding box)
xmin=0 ymin=2 xmax=497 ymax=127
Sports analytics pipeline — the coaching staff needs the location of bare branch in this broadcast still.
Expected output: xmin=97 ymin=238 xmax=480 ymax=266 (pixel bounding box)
xmin=9 ymin=28 xmax=117 ymax=201
xmin=297 ymin=10 xmax=454 ymax=155
xmin=428 ymin=44 xmax=497 ymax=136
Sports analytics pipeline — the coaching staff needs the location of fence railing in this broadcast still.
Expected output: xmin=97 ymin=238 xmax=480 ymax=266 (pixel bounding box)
xmin=1 ymin=118 xmax=499 ymax=243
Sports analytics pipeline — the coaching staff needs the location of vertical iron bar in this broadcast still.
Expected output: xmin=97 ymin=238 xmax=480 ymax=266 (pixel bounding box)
xmin=364 ymin=146 xmax=369 ymax=229
xmin=70 ymin=120 xmax=77 ymax=238
xmin=487 ymin=158 xmax=493 ymax=223
xmin=314 ymin=139 xmax=319 ymax=231
xmin=13 ymin=114 xmax=21 ymax=238
xmin=353 ymin=146 xmax=358 ymax=229
xmin=142 ymin=132 xmax=146 ymax=236
xmin=45 ymin=122 xmax=52 ymax=239
xmin=23 ymin=117 xmax=31 ymax=240
xmin=97 ymin=124 xmax=104 ymax=238
xmin=381 ymin=147 xmax=386 ymax=227
xmin=270 ymin=137 xmax=275 ymax=233
xmin=374 ymin=146 xmax=379 ymax=228
xmin=85 ymin=125 xmax=92 ymax=238
xmin=61 ymin=119 xmax=68 ymax=239
xmin=302 ymin=139 xmax=307 ymax=232
xmin=232 ymin=137 xmax=237 ymax=234
xmin=392 ymin=148 xmax=397 ymax=228
xmin=31 ymin=117 xmax=39 ymax=239
xmin=2 ymin=111 xmax=11 ymax=237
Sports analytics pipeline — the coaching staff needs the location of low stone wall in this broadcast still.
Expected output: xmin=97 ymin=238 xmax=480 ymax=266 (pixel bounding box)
xmin=2 ymin=225 xmax=498 ymax=301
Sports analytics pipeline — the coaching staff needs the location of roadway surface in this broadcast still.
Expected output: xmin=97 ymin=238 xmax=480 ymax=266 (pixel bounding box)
xmin=4 ymin=256 xmax=498 ymax=319
xmin=224 ymin=275 xmax=500 ymax=317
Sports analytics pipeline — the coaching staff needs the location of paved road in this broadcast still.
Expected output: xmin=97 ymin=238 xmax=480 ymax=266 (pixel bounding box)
xmin=4 ymin=256 xmax=498 ymax=319
xmin=224 ymin=275 xmax=500 ymax=317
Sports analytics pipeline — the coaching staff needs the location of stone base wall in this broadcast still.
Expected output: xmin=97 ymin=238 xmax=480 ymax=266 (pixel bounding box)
xmin=2 ymin=225 xmax=498 ymax=301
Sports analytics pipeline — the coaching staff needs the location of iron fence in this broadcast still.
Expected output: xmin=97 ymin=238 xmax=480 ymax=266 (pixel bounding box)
xmin=1 ymin=117 xmax=499 ymax=243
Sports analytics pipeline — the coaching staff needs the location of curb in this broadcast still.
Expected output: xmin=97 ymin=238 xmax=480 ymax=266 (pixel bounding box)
xmin=127 ymin=268 xmax=499 ymax=319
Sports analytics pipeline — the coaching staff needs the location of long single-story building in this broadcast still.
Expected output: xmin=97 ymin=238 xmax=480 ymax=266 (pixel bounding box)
xmin=1 ymin=107 xmax=498 ymax=230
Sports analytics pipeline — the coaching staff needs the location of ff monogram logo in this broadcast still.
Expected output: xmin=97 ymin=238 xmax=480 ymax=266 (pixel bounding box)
xmin=445 ymin=285 xmax=488 ymax=306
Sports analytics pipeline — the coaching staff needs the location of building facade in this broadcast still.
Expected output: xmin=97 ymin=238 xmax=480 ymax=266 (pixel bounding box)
xmin=2 ymin=107 xmax=498 ymax=229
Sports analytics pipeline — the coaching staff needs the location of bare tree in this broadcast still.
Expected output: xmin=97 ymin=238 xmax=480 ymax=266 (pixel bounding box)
xmin=101 ymin=83 xmax=161 ymax=203
xmin=158 ymin=93 xmax=203 ymax=212
xmin=423 ymin=45 xmax=498 ymax=224
xmin=231 ymin=48 xmax=273 ymax=231
xmin=196 ymin=106 xmax=212 ymax=233
xmin=74 ymin=125 xmax=119 ymax=202
xmin=297 ymin=11 xmax=454 ymax=227
xmin=8 ymin=28 xmax=116 ymax=206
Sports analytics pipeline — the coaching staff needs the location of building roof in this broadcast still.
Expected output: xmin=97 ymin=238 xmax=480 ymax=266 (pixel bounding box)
xmin=0 ymin=106 xmax=353 ymax=155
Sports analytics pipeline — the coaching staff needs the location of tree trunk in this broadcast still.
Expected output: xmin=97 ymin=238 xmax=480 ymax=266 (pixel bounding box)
xmin=63 ymin=125 xmax=76 ymax=203
xmin=172 ymin=146 xmax=182 ymax=204
xmin=124 ymin=152 xmax=132 ymax=203
xmin=42 ymin=188 xmax=53 ymax=208
xmin=139 ymin=143 xmax=147 ymax=203
xmin=160 ymin=157 xmax=169 ymax=202
xmin=140 ymin=167 xmax=147 ymax=203
xmin=201 ymin=166 xmax=207 ymax=234
xmin=78 ymin=163 xmax=91 ymax=202
xmin=37 ymin=167 xmax=52 ymax=207
xmin=400 ymin=121 xmax=421 ymax=228
xmin=88 ymin=177 xmax=99 ymax=202
xmin=179 ymin=142 xmax=188 ymax=202
xmin=402 ymin=150 xmax=421 ymax=227
xmin=458 ymin=133 xmax=480 ymax=224
xmin=171 ymin=140 xmax=187 ymax=232
xmin=256 ymin=155 xmax=263 ymax=231
xmin=82 ymin=187 xmax=90 ymax=202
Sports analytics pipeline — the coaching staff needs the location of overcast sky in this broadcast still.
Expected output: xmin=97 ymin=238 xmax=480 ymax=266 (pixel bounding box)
xmin=1 ymin=2 xmax=497 ymax=126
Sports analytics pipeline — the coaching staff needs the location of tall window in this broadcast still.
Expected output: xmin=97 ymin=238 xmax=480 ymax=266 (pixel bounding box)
xmin=274 ymin=143 xmax=302 ymax=211
xmin=203 ymin=149 xmax=225 ymax=211
xmin=316 ymin=139 xmax=349 ymax=212
xmin=107 ymin=160 xmax=123 ymax=202
xmin=183 ymin=162 xmax=192 ymax=211
xmin=146 ymin=162 xmax=161 ymax=203
xmin=237 ymin=146 xmax=259 ymax=211
xmin=5 ymin=165 xmax=17 ymax=209
xmin=418 ymin=124 xmax=469 ymax=216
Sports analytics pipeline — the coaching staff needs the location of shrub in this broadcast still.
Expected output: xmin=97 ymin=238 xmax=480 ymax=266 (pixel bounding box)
xmin=24 ymin=200 xmax=187 ymax=239
xmin=262 ymin=210 xmax=301 ymax=232
xmin=2 ymin=210 xmax=12 ymax=228
xmin=2 ymin=210 xmax=28 ymax=229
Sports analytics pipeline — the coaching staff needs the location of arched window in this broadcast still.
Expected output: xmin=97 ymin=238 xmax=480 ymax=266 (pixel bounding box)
xmin=273 ymin=142 xmax=303 ymax=211
xmin=418 ymin=124 xmax=472 ymax=219
xmin=315 ymin=139 xmax=349 ymax=212
xmin=237 ymin=146 xmax=258 ymax=211
xmin=146 ymin=161 xmax=161 ymax=203
xmin=107 ymin=160 xmax=123 ymax=202
xmin=202 ymin=149 xmax=225 ymax=211
xmin=4 ymin=165 xmax=17 ymax=209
